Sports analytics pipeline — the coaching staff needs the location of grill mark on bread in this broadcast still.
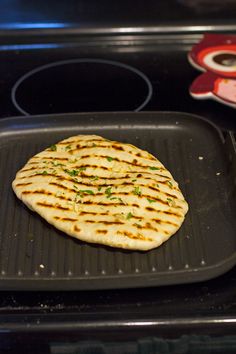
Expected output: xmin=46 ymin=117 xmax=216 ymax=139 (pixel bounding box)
xmin=58 ymin=138 xmax=104 ymax=146
xmin=15 ymin=182 xmax=32 ymax=187
xmin=18 ymin=169 xmax=171 ymax=184
xmin=32 ymin=150 xmax=165 ymax=173
xmin=82 ymin=201 xmax=139 ymax=208
xmin=20 ymin=166 xmax=53 ymax=173
xmin=152 ymin=218 xmax=179 ymax=227
xmin=118 ymin=192 xmax=182 ymax=208
xmin=71 ymin=154 xmax=166 ymax=171
xmin=21 ymin=181 xmax=180 ymax=209
xmin=24 ymin=193 xmax=180 ymax=227
xmin=117 ymin=230 xmax=153 ymax=241
xmin=96 ymin=230 xmax=108 ymax=234
xmin=146 ymin=207 xmax=182 ymax=217
xmin=50 ymin=182 xmax=74 ymax=191
xmin=21 ymin=187 xmax=182 ymax=211
xmin=84 ymin=220 xmax=124 ymax=225
xmin=32 ymin=156 xmax=68 ymax=162
xmin=54 ymin=216 xmax=77 ymax=222
xmin=79 ymin=211 xmax=109 ymax=216
xmin=22 ymin=189 xmax=54 ymax=196
xmin=50 ymin=179 xmax=179 ymax=199
xmin=36 ymin=202 xmax=70 ymax=211
xmin=17 ymin=172 xmax=57 ymax=180
xmin=22 ymin=189 xmax=71 ymax=202
xmin=67 ymin=143 xmax=156 ymax=160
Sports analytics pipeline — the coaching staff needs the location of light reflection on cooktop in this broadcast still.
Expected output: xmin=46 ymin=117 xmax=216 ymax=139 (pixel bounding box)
xmin=11 ymin=58 xmax=153 ymax=115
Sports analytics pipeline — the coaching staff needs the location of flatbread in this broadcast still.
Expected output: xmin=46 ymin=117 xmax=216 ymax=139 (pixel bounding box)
xmin=12 ymin=135 xmax=188 ymax=251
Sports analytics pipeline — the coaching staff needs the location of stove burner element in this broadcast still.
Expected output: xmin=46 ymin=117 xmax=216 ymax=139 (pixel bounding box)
xmin=11 ymin=59 xmax=153 ymax=115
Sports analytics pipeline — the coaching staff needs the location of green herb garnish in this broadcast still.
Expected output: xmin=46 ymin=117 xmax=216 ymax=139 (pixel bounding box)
xmin=167 ymin=198 xmax=174 ymax=206
xmin=106 ymin=156 xmax=113 ymax=162
xmin=167 ymin=181 xmax=173 ymax=188
xmin=126 ymin=212 xmax=133 ymax=220
xmin=65 ymin=145 xmax=72 ymax=151
xmin=118 ymin=198 xmax=125 ymax=204
xmin=79 ymin=189 xmax=94 ymax=195
xmin=64 ymin=169 xmax=79 ymax=177
xmin=42 ymin=170 xmax=48 ymax=175
xmin=52 ymin=161 xmax=65 ymax=167
xmin=49 ymin=144 xmax=57 ymax=151
xmin=149 ymin=166 xmax=160 ymax=170
xmin=98 ymin=186 xmax=102 ymax=191
xmin=90 ymin=176 xmax=99 ymax=181
xmin=132 ymin=179 xmax=137 ymax=182
xmin=147 ymin=198 xmax=156 ymax=203
xmin=105 ymin=187 xmax=112 ymax=198
xmin=133 ymin=186 xmax=142 ymax=196
xmin=78 ymin=167 xmax=86 ymax=172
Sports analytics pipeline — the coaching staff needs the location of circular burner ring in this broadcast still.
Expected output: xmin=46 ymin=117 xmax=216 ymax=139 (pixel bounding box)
xmin=11 ymin=58 xmax=153 ymax=115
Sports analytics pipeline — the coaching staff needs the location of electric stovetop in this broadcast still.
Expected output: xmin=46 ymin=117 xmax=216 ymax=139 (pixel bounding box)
xmin=1 ymin=1 xmax=236 ymax=353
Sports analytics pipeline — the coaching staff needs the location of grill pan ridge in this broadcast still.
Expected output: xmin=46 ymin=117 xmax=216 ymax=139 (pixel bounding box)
xmin=0 ymin=111 xmax=235 ymax=290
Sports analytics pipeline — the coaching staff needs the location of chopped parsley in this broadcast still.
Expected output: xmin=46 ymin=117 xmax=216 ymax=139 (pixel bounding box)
xmin=105 ymin=187 xmax=112 ymax=198
xmin=147 ymin=198 xmax=156 ymax=203
xmin=106 ymin=156 xmax=113 ymax=162
xmin=132 ymin=179 xmax=137 ymax=182
xmin=167 ymin=198 xmax=174 ymax=206
xmin=75 ymin=192 xmax=82 ymax=200
xmin=42 ymin=170 xmax=49 ymax=175
xmin=49 ymin=144 xmax=57 ymax=151
xmin=52 ymin=161 xmax=65 ymax=167
xmin=126 ymin=212 xmax=133 ymax=220
xmin=78 ymin=189 xmax=94 ymax=196
xmin=64 ymin=169 xmax=79 ymax=177
xmin=90 ymin=176 xmax=99 ymax=181
xmin=118 ymin=198 xmax=125 ymax=204
xmin=110 ymin=197 xmax=118 ymax=201
xmin=167 ymin=181 xmax=173 ymax=188
xmin=65 ymin=145 xmax=72 ymax=151
xmin=92 ymin=143 xmax=97 ymax=147
xmin=156 ymin=183 xmax=159 ymax=188
xmin=149 ymin=166 xmax=160 ymax=170
xmin=133 ymin=186 xmax=142 ymax=196
xmin=98 ymin=186 xmax=102 ymax=191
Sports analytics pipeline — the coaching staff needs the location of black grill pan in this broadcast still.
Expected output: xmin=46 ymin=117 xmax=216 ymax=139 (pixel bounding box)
xmin=0 ymin=112 xmax=235 ymax=290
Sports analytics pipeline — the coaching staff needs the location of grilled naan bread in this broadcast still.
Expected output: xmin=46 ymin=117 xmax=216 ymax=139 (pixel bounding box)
xmin=12 ymin=135 xmax=188 ymax=251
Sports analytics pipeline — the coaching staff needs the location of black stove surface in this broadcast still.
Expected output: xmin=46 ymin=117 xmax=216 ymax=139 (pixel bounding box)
xmin=1 ymin=0 xmax=236 ymax=31
xmin=0 ymin=30 xmax=236 ymax=352
xmin=0 ymin=36 xmax=235 ymax=131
